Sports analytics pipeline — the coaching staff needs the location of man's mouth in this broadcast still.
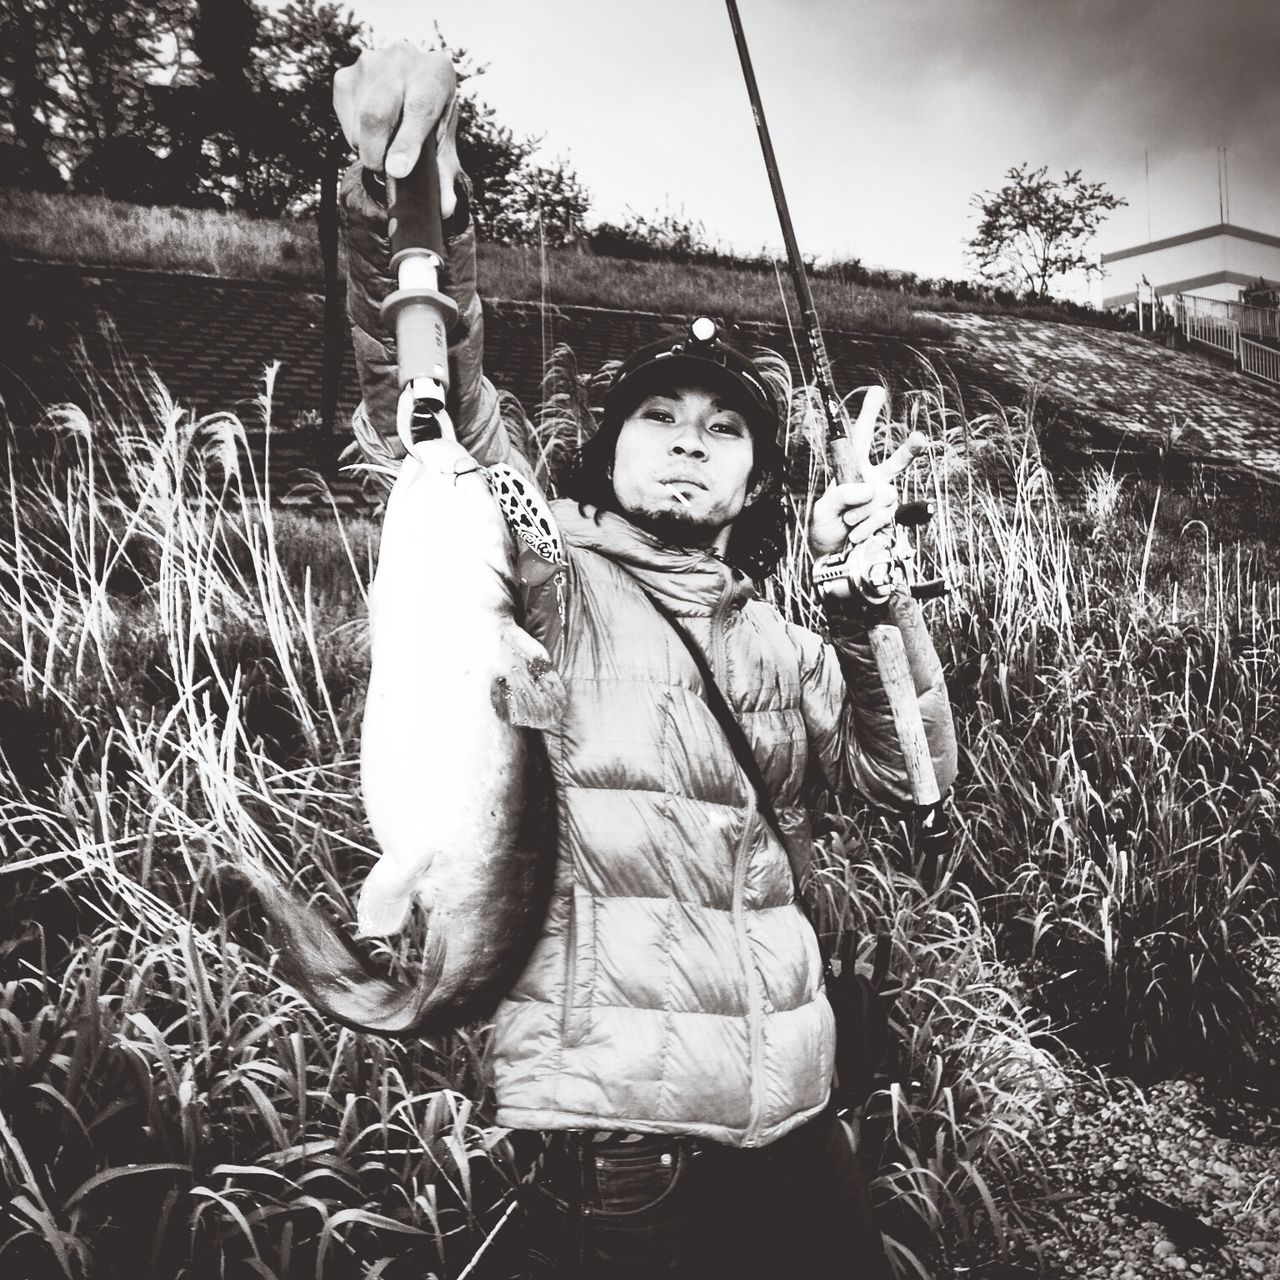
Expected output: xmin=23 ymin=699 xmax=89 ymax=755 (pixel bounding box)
xmin=660 ymin=477 xmax=706 ymax=490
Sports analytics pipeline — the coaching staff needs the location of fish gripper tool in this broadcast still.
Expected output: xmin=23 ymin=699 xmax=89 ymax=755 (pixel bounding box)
xmin=382 ymin=125 xmax=460 ymax=457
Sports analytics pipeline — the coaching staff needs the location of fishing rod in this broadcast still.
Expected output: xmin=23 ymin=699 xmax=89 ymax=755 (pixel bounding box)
xmin=725 ymin=0 xmax=944 ymax=818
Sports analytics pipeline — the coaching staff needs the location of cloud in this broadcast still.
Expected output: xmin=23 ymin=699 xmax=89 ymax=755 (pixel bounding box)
xmin=873 ymin=0 xmax=1280 ymax=154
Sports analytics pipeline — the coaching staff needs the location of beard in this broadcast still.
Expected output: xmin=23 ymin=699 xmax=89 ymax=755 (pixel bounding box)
xmin=621 ymin=499 xmax=723 ymax=551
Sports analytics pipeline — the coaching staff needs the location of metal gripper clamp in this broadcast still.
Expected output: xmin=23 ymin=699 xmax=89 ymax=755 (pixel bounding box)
xmin=380 ymin=127 xmax=460 ymax=458
xmin=812 ymin=387 xmax=947 ymax=608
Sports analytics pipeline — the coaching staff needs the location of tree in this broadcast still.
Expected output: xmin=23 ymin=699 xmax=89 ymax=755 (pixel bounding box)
xmin=0 ymin=0 xmax=190 ymax=188
xmin=442 ymin=38 xmax=590 ymax=247
xmin=0 ymin=0 xmax=64 ymax=187
xmin=967 ymin=163 xmax=1126 ymax=300
xmin=247 ymin=0 xmax=365 ymax=215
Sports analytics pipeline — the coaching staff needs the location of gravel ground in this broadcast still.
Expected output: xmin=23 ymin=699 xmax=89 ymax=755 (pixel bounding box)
xmin=1004 ymin=939 xmax=1280 ymax=1279
xmin=1026 ymin=1072 xmax=1280 ymax=1279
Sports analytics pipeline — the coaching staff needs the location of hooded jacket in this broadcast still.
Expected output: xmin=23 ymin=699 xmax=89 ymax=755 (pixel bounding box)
xmin=342 ymin=164 xmax=957 ymax=1147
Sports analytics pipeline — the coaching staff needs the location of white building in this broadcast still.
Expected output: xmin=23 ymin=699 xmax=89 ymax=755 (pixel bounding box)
xmin=1101 ymin=224 xmax=1280 ymax=308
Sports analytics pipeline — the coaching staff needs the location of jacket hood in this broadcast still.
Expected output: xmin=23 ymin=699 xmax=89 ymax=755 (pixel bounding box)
xmin=552 ymin=500 xmax=758 ymax=617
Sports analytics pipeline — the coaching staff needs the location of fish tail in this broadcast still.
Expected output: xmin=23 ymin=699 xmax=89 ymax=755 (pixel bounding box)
xmin=237 ymin=863 xmax=448 ymax=1036
xmin=492 ymin=625 xmax=568 ymax=730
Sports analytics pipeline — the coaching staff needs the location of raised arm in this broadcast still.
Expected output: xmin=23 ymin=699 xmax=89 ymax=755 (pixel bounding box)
xmin=796 ymin=440 xmax=957 ymax=809
xmin=333 ymin=44 xmax=536 ymax=477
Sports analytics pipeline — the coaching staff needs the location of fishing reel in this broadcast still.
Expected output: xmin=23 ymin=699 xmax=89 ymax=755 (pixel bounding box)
xmin=381 ymin=126 xmax=459 ymax=456
xmin=812 ymin=387 xmax=947 ymax=610
xmin=813 ymin=503 xmax=945 ymax=608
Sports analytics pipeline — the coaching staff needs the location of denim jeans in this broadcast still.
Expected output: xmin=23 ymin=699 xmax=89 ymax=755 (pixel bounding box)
xmin=508 ymin=1108 xmax=893 ymax=1279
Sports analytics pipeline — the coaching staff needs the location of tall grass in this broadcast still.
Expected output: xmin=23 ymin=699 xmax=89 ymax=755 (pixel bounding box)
xmin=902 ymin=377 xmax=1280 ymax=1078
xmin=475 ymin=243 xmax=950 ymax=337
xmin=1 ymin=343 xmax=1277 ymax=1277
xmin=0 ymin=371 xmax=508 ymax=1278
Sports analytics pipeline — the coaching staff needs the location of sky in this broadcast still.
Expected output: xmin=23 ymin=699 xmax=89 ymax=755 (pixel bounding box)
xmin=330 ymin=0 xmax=1280 ymax=300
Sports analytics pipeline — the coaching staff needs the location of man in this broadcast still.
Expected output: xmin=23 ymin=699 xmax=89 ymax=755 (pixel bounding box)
xmin=335 ymin=42 xmax=956 ymax=1279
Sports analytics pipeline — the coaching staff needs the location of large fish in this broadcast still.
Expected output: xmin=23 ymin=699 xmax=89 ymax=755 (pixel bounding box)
xmin=247 ymin=437 xmax=565 ymax=1035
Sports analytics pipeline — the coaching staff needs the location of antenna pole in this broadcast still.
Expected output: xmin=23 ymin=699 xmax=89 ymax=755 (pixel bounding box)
xmin=1144 ymin=148 xmax=1151 ymax=242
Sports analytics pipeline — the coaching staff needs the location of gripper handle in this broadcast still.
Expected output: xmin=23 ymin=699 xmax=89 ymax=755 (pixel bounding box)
xmin=829 ymin=387 xmax=941 ymax=807
xmin=382 ymin=127 xmax=458 ymax=399
xmin=388 ymin=126 xmax=445 ymax=265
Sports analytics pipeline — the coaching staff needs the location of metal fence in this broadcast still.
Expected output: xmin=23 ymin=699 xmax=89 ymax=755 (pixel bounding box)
xmin=1175 ymin=292 xmax=1280 ymax=343
xmin=1174 ymin=293 xmax=1280 ymax=388
xmin=1241 ymin=337 xmax=1280 ymax=387
xmin=1175 ymin=296 xmax=1240 ymax=359
xmin=1241 ymin=306 xmax=1280 ymax=343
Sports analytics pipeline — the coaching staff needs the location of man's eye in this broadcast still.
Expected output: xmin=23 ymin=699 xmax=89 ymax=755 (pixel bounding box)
xmin=712 ymin=421 xmax=745 ymax=435
xmin=644 ymin=407 xmax=673 ymax=422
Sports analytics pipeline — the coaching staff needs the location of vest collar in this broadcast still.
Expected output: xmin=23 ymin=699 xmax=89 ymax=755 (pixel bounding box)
xmin=553 ymin=501 xmax=757 ymax=616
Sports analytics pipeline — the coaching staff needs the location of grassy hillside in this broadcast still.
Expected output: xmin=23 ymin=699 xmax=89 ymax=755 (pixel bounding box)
xmin=1 ymin=188 xmax=1110 ymax=340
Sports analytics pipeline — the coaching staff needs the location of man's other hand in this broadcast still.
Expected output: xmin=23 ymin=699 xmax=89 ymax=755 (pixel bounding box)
xmin=333 ymin=42 xmax=461 ymax=217
xmin=808 ymin=425 xmax=928 ymax=558
xmin=808 ymin=475 xmax=899 ymax=559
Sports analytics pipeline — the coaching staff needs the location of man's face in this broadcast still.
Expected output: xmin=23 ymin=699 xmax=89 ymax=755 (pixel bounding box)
xmin=611 ymin=384 xmax=760 ymax=550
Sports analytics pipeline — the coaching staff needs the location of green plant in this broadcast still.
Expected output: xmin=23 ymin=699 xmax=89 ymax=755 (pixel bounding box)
xmin=806 ymin=822 xmax=1063 ymax=1277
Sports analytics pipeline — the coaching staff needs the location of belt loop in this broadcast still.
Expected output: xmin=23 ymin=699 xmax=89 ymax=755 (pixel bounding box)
xmin=579 ymin=1131 xmax=598 ymax=1216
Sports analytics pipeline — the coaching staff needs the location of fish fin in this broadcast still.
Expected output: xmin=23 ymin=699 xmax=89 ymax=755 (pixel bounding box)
xmin=355 ymin=857 xmax=430 ymax=939
xmin=492 ymin=626 xmax=567 ymax=730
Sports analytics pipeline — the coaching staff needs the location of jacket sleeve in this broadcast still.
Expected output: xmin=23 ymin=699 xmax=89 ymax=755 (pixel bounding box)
xmin=340 ymin=160 xmax=537 ymax=480
xmin=789 ymin=593 xmax=957 ymax=811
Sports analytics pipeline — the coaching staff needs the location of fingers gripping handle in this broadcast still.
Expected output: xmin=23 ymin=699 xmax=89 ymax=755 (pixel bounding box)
xmin=824 ymin=387 xmax=941 ymax=807
xmin=381 ymin=126 xmax=459 ymax=452
xmin=388 ymin=123 xmax=446 ymax=264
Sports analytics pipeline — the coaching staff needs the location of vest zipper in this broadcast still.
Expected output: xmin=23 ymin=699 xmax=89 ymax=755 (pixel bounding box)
xmin=560 ymin=888 xmax=577 ymax=1042
xmin=732 ymin=802 xmax=767 ymax=1146
xmin=708 ymin=557 xmax=767 ymax=1146
xmin=706 ymin=555 xmax=734 ymax=687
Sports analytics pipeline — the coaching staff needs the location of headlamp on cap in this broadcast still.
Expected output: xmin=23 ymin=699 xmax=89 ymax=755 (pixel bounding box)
xmin=688 ymin=316 xmax=718 ymax=346
xmin=600 ymin=318 xmax=781 ymax=464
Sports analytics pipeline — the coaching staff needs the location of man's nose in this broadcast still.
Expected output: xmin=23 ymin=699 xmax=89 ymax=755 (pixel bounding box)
xmin=669 ymin=419 xmax=709 ymax=458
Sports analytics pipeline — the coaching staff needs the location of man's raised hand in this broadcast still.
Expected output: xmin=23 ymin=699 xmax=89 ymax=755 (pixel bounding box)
xmin=333 ymin=42 xmax=461 ymax=217
xmin=808 ymin=385 xmax=929 ymax=558
xmin=807 ymin=438 xmax=925 ymax=559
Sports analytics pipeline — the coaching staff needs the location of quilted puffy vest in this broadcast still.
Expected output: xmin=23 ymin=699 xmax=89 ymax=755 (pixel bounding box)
xmin=490 ymin=503 xmax=844 ymax=1149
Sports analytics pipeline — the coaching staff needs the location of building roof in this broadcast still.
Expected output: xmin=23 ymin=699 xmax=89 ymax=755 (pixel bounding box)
xmin=1102 ymin=223 xmax=1280 ymax=265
